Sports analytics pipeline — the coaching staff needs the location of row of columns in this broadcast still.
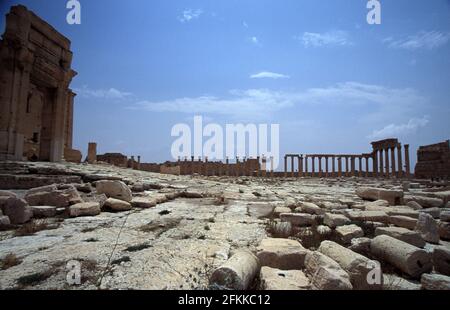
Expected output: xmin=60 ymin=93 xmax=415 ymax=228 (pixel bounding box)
xmin=284 ymin=144 xmax=410 ymax=178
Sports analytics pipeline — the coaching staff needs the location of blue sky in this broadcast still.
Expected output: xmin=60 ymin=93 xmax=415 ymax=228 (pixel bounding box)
xmin=1 ymin=0 xmax=449 ymax=168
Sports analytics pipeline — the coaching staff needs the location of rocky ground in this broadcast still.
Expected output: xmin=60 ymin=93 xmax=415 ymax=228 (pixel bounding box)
xmin=0 ymin=161 xmax=449 ymax=290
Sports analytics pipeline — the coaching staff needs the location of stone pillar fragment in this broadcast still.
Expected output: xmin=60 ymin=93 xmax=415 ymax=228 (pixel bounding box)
xmin=397 ymin=144 xmax=403 ymax=178
xmin=87 ymin=142 xmax=97 ymax=164
xmin=405 ymin=144 xmax=411 ymax=178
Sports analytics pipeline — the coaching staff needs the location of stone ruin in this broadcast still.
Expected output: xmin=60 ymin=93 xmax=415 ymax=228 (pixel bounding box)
xmin=284 ymin=138 xmax=411 ymax=178
xmin=0 ymin=5 xmax=80 ymax=163
xmin=415 ymin=140 xmax=450 ymax=180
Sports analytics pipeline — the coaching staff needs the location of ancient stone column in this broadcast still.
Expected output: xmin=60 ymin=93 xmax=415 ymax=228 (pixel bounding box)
xmin=291 ymin=155 xmax=295 ymax=177
xmin=397 ymin=144 xmax=403 ymax=178
xmin=270 ymin=156 xmax=274 ymax=178
xmin=137 ymin=156 xmax=141 ymax=170
xmin=284 ymin=156 xmax=288 ymax=177
xmin=236 ymin=157 xmax=240 ymax=177
xmin=318 ymin=156 xmax=322 ymax=178
xmin=351 ymin=157 xmax=356 ymax=177
xmin=385 ymin=148 xmax=390 ymax=178
xmin=390 ymin=147 xmax=396 ymax=177
xmin=331 ymin=156 xmax=336 ymax=178
xmin=325 ymin=156 xmax=329 ymax=178
xmin=404 ymin=144 xmax=411 ymax=178
xmin=345 ymin=156 xmax=349 ymax=177
xmin=338 ymin=157 xmax=342 ymax=177
xmin=298 ymin=156 xmax=303 ymax=177
xmin=87 ymin=142 xmax=97 ymax=164
xmin=305 ymin=156 xmax=309 ymax=177
xmin=359 ymin=156 xmax=363 ymax=177
xmin=373 ymin=150 xmax=378 ymax=178
xmin=379 ymin=149 xmax=384 ymax=177
xmin=365 ymin=156 xmax=369 ymax=178
xmin=226 ymin=157 xmax=229 ymax=176
xmin=311 ymin=156 xmax=315 ymax=177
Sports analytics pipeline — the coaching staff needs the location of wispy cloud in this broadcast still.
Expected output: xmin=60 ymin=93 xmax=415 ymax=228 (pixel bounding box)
xmin=178 ymin=9 xmax=203 ymax=23
xmin=130 ymin=82 xmax=425 ymax=119
xmin=250 ymin=36 xmax=259 ymax=45
xmin=74 ymin=86 xmax=133 ymax=99
xmin=368 ymin=116 xmax=430 ymax=139
xmin=250 ymin=71 xmax=290 ymax=79
xmin=243 ymin=21 xmax=249 ymax=28
xmin=298 ymin=30 xmax=352 ymax=47
xmin=384 ymin=31 xmax=450 ymax=50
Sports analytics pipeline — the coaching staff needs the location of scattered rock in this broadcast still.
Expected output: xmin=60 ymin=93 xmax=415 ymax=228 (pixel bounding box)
xmin=438 ymin=221 xmax=450 ymax=240
xmin=345 ymin=210 xmax=389 ymax=223
xmin=259 ymin=267 xmax=310 ymax=290
xmin=69 ymin=202 xmax=101 ymax=217
xmin=375 ymin=226 xmax=425 ymax=248
xmin=388 ymin=215 xmax=417 ymax=230
xmin=383 ymin=274 xmax=421 ymax=290
xmin=273 ymin=207 xmax=291 ymax=217
xmin=300 ymin=202 xmax=325 ymax=215
xmin=130 ymin=197 xmax=156 ymax=208
xmin=30 ymin=206 xmax=57 ymax=218
xmin=404 ymin=196 xmax=444 ymax=208
xmin=209 ymin=250 xmax=260 ymax=290
xmin=348 ymin=237 xmax=371 ymax=256
xmin=371 ymin=235 xmax=432 ymax=278
xmin=356 ymin=187 xmax=403 ymax=205
xmin=335 ymin=225 xmax=364 ymax=244
xmin=407 ymin=201 xmax=423 ymax=210
xmin=0 ymin=215 xmax=11 ymax=229
xmin=433 ymin=246 xmax=450 ymax=276
xmin=103 ymin=198 xmax=132 ymax=211
xmin=256 ymin=238 xmax=308 ymax=270
xmin=323 ymin=213 xmax=351 ymax=228
xmin=440 ymin=211 xmax=450 ymax=222
xmin=421 ymin=273 xmax=450 ymax=290
xmin=0 ymin=190 xmax=17 ymax=198
xmin=95 ymin=180 xmax=132 ymax=202
xmin=415 ymin=213 xmax=440 ymax=244
xmin=318 ymin=240 xmax=382 ymax=289
xmin=419 ymin=207 xmax=441 ymax=219
xmin=280 ymin=213 xmax=316 ymax=227
xmin=304 ymin=250 xmax=353 ymax=290
xmin=1 ymin=197 xmax=32 ymax=224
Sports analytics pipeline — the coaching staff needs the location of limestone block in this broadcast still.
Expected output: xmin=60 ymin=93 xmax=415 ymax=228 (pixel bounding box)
xmin=300 ymin=202 xmax=325 ymax=215
xmin=95 ymin=180 xmax=132 ymax=202
xmin=345 ymin=210 xmax=389 ymax=223
xmin=356 ymin=187 xmax=403 ymax=205
xmin=415 ymin=213 xmax=440 ymax=244
xmin=421 ymin=273 xmax=450 ymax=290
xmin=30 ymin=206 xmax=57 ymax=218
xmin=323 ymin=213 xmax=351 ymax=228
xmin=335 ymin=224 xmax=364 ymax=244
xmin=438 ymin=221 xmax=450 ymax=240
xmin=383 ymin=274 xmax=421 ymax=290
xmin=280 ymin=213 xmax=316 ymax=227
xmin=103 ymin=198 xmax=132 ymax=212
xmin=404 ymin=195 xmax=444 ymax=208
xmin=304 ymin=251 xmax=353 ymax=290
xmin=273 ymin=206 xmax=291 ymax=217
xmin=259 ymin=267 xmax=310 ymax=290
xmin=256 ymin=238 xmax=308 ymax=270
xmin=433 ymin=246 xmax=450 ymax=276
xmin=69 ymin=202 xmax=101 ymax=217
xmin=1 ymin=197 xmax=32 ymax=224
xmin=388 ymin=215 xmax=417 ymax=230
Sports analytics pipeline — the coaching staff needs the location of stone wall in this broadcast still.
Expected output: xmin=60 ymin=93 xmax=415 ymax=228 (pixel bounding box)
xmin=415 ymin=140 xmax=450 ymax=179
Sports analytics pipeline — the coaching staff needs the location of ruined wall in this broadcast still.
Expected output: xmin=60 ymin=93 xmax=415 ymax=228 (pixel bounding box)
xmin=0 ymin=5 xmax=78 ymax=162
xmin=415 ymin=140 xmax=450 ymax=179
xmin=97 ymin=153 xmax=128 ymax=167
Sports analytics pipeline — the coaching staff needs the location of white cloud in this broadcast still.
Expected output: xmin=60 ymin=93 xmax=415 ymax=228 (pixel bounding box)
xmin=299 ymin=31 xmax=351 ymax=47
xmin=250 ymin=36 xmax=259 ymax=45
xmin=178 ymin=9 xmax=203 ymax=23
xmin=74 ymin=86 xmax=133 ymax=99
xmin=384 ymin=31 xmax=450 ymax=50
xmin=250 ymin=71 xmax=290 ymax=79
xmin=131 ymin=82 xmax=426 ymax=119
xmin=368 ymin=117 xmax=430 ymax=139
xmin=243 ymin=21 xmax=249 ymax=28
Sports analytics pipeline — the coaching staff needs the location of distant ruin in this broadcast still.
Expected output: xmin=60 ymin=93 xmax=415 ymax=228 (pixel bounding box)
xmin=0 ymin=5 xmax=79 ymax=162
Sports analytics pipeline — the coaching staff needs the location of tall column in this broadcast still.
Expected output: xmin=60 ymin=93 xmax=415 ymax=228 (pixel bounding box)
xmin=338 ymin=157 xmax=342 ymax=177
xmin=226 ymin=157 xmax=229 ymax=176
xmin=137 ymin=156 xmax=141 ymax=170
xmin=332 ymin=156 xmax=336 ymax=177
xmin=350 ymin=157 xmax=355 ymax=177
xmin=305 ymin=156 xmax=309 ymax=177
xmin=359 ymin=156 xmax=363 ymax=177
xmin=311 ymin=156 xmax=315 ymax=177
xmin=365 ymin=156 xmax=369 ymax=177
xmin=270 ymin=156 xmax=274 ymax=178
xmin=299 ymin=156 xmax=303 ymax=177
xmin=284 ymin=156 xmax=288 ymax=177
xmin=325 ymin=156 xmax=329 ymax=178
xmin=397 ymin=144 xmax=403 ymax=178
xmin=379 ymin=150 xmax=384 ymax=177
xmin=385 ymin=148 xmax=390 ymax=178
xmin=390 ymin=147 xmax=396 ymax=178
xmin=291 ymin=156 xmax=295 ymax=177
xmin=345 ymin=156 xmax=349 ymax=177
xmin=373 ymin=151 xmax=378 ymax=178
xmin=318 ymin=156 xmax=322 ymax=178
xmin=404 ymin=144 xmax=411 ymax=178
